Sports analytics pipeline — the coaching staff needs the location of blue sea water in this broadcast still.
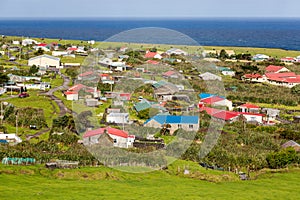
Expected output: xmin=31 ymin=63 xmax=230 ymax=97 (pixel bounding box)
xmin=0 ymin=18 xmax=300 ymax=50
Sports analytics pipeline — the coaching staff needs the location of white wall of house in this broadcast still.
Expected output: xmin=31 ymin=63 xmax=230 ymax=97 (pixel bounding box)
xmin=242 ymin=114 xmax=263 ymax=124
xmin=106 ymin=113 xmax=129 ymax=124
xmin=66 ymin=93 xmax=79 ymax=101
xmin=0 ymin=134 xmax=22 ymax=144
xmin=144 ymin=119 xmax=199 ymax=134
xmin=83 ymin=134 xmax=134 ymax=148
xmin=28 ymin=55 xmax=60 ymax=68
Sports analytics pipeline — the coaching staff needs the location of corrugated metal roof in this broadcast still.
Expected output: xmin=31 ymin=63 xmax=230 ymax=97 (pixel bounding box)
xmin=146 ymin=115 xmax=199 ymax=125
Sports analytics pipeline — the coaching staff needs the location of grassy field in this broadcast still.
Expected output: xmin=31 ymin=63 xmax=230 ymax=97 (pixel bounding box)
xmin=0 ymin=161 xmax=299 ymax=200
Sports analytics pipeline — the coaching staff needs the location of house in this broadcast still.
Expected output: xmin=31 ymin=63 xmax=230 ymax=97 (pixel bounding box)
xmin=64 ymin=91 xmax=79 ymax=101
xmin=166 ymin=48 xmax=188 ymax=56
xmin=200 ymin=93 xmax=233 ymax=111
xmin=203 ymin=58 xmax=221 ymax=62
xmin=242 ymin=74 xmax=265 ymax=83
xmin=265 ymin=65 xmax=290 ymax=73
xmin=199 ymin=72 xmax=222 ymax=81
xmin=99 ymin=58 xmax=113 ymax=66
xmin=237 ymin=103 xmax=260 ymax=113
xmin=12 ymin=40 xmax=20 ymax=45
xmin=85 ymin=98 xmax=100 ymax=107
xmin=0 ymin=134 xmax=22 ymax=145
xmin=261 ymin=108 xmax=280 ymax=122
xmin=217 ymin=67 xmax=235 ymax=76
xmin=22 ymin=39 xmax=38 ymax=46
xmin=119 ymin=47 xmax=128 ymax=53
xmin=201 ymin=106 xmax=264 ymax=124
xmin=240 ymin=112 xmax=264 ymax=124
xmin=163 ymin=71 xmax=180 ymax=79
xmin=106 ymin=113 xmax=129 ymax=124
xmin=8 ymin=74 xmax=41 ymax=83
xmin=153 ymin=81 xmax=179 ymax=97
xmin=145 ymin=51 xmax=162 ymax=59
xmin=201 ymin=107 xmax=240 ymax=123
xmin=64 ymin=84 xmax=100 ymax=101
xmin=144 ymin=115 xmax=199 ymax=134
xmin=52 ymin=51 xmax=69 ymax=57
xmin=252 ymin=54 xmax=270 ymax=61
xmin=265 ymin=72 xmax=300 ymax=88
xmin=281 ymin=57 xmax=296 ymax=63
xmin=28 ymin=54 xmax=60 ymax=68
xmin=146 ymin=60 xmax=160 ymax=65
xmin=134 ymin=99 xmax=167 ymax=113
xmin=83 ymin=127 xmax=135 ymax=148
xmin=281 ymin=140 xmax=300 ymax=152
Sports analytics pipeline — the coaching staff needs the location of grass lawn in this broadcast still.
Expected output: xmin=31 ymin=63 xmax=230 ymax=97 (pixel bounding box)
xmin=0 ymin=161 xmax=299 ymax=200
xmin=5 ymin=90 xmax=59 ymax=127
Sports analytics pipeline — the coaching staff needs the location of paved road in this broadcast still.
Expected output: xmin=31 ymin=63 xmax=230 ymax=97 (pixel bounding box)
xmin=26 ymin=72 xmax=73 ymax=140
xmin=43 ymin=72 xmax=72 ymax=116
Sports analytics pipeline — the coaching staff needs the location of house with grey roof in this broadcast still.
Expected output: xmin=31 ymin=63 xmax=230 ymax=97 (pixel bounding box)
xmin=199 ymin=72 xmax=222 ymax=81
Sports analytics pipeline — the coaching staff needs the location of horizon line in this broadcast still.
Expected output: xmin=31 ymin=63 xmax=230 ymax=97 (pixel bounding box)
xmin=0 ymin=16 xmax=300 ymax=21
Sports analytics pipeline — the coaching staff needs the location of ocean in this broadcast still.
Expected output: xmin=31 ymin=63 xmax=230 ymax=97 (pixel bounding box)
xmin=0 ymin=18 xmax=300 ymax=50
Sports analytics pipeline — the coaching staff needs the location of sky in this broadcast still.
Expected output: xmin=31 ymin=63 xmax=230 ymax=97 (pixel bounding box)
xmin=0 ymin=0 xmax=300 ymax=18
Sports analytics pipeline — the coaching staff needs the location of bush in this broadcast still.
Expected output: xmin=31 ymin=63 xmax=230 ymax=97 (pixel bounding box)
xmin=266 ymin=148 xmax=299 ymax=169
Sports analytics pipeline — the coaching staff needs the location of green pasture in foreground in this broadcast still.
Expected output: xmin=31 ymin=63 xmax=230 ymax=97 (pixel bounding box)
xmin=0 ymin=160 xmax=299 ymax=200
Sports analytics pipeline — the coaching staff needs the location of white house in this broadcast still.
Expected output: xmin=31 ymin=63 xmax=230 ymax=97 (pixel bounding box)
xmin=166 ymin=48 xmax=188 ymax=56
xmin=22 ymin=39 xmax=38 ymax=46
xmin=199 ymin=72 xmax=222 ymax=81
xmin=64 ymin=91 xmax=79 ymax=101
xmin=83 ymin=127 xmax=135 ymax=148
xmin=106 ymin=113 xmax=129 ymax=124
xmin=28 ymin=54 xmax=60 ymax=68
xmin=253 ymin=54 xmax=270 ymax=61
xmin=12 ymin=41 xmax=20 ymax=45
xmin=0 ymin=134 xmax=22 ymax=144
xmin=52 ymin=51 xmax=69 ymax=57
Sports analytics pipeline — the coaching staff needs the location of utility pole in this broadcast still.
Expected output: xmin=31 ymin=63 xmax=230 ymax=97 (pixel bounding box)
xmin=16 ymin=114 xmax=18 ymax=135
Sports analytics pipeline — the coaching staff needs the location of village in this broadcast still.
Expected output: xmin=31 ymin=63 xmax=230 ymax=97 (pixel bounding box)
xmin=0 ymin=35 xmax=299 ymax=171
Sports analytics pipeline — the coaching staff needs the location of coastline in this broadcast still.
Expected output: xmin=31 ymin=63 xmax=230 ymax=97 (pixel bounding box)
xmin=3 ymin=35 xmax=300 ymax=58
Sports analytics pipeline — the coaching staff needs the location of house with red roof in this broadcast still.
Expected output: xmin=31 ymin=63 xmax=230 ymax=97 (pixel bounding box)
xmin=265 ymin=72 xmax=300 ymax=88
xmin=146 ymin=60 xmax=160 ymax=65
xmin=201 ymin=107 xmax=264 ymax=124
xmin=163 ymin=70 xmax=180 ymax=79
xmin=145 ymin=51 xmax=162 ymax=59
xmin=83 ymin=127 xmax=135 ymax=148
xmin=242 ymin=74 xmax=266 ymax=83
xmin=237 ymin=103 xmax=260 ymax=113
xmin=64 ymin=84 xmax=100 ymax=101
xmin=201 ymin=107 xmax=240 ymax=123
xmin=265 ymin=65 xmax=290 ymax=73
xmin=281 ymin=57 xmax=296 ymax=63
xmin=200 ymin=94 xmax=233 ymax=111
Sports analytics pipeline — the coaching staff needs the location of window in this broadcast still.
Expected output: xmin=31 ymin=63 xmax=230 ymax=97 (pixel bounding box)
xmin=189 ymin=125 xmax=194 ymax=129
xmin=113 ymin=139 xmax=117 ymax=143
xmin=178 ymin=124 xmax=182 ymax=129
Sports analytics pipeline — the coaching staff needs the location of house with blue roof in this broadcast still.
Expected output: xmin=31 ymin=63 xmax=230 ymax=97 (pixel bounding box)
xmin=144 ymin=114 xmax=199 ymax=134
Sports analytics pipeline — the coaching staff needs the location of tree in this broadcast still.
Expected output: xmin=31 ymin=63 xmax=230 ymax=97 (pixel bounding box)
xmin=29 ymin=65 xmax=39 ymax=75
xmin=291 ymin=85 xmax=300 ymax=95
xmin=34 ymin=48 xmax=44 ymax=56
xmin=219 ymin=49 xmax=229 ymax=59
xmin=0 ymin=73 xmax=9 ymax=84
